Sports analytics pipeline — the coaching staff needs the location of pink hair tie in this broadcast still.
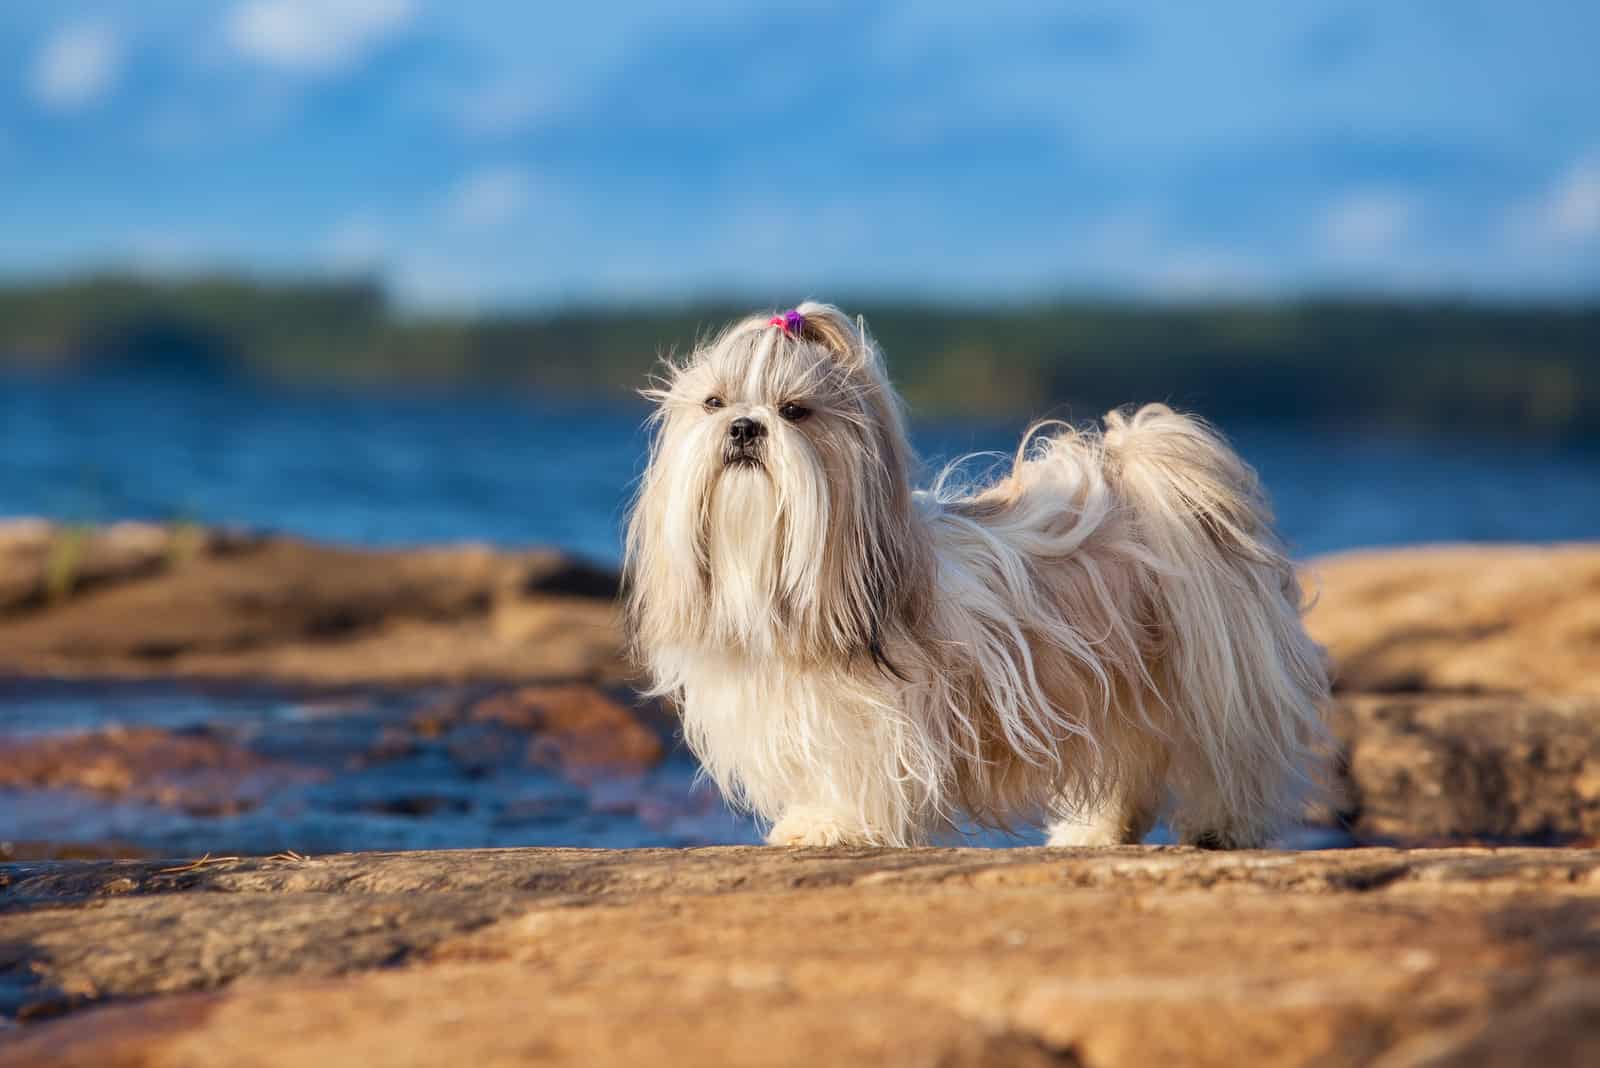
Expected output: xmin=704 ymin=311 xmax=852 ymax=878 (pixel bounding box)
xmin=768 ymin=309 xmax=806 ymax=335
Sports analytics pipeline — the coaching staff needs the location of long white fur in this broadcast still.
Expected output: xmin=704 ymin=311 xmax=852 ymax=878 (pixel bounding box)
xmin=626 ymin=302 xmax=1330 ymax=848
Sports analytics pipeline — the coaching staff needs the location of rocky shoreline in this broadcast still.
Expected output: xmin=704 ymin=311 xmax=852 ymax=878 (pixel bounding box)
xmin=1 ymin=522 xmax=1595 ymax=846
xmin=3 ymin=845 xmax=1598 ymax=1066
xmin=0 ymin=520 xmax=627 ymax=686
xmin=1 ymin=521 xmax=1597 ymax=1064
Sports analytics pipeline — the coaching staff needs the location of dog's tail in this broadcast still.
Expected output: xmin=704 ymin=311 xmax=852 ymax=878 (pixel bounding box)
xmin=1101 ymin=404 xmax=1330 ymax=845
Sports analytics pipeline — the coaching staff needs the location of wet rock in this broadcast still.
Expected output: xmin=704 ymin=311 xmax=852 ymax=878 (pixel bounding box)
xmin=414 ymin=684 xmax=666 ymax=785
xmin=1 ymin=846 xmax=1597 ymax=1066
xmin=476 ymin=684 xmax=664 ymax=783
xmin=0 ymin=841 xmax=149 ymax=862
xmin=439 ymin=720 xmax=524 ymax=775
xmin=356 ymin=796 xmax=471 ymax=818
xmin=0 ymin=727 xmax=322 ymax=816
xmin=350 ymin=725 xmax=416 ymax=766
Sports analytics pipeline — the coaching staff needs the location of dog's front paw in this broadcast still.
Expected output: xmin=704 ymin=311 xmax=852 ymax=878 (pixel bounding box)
xmin=1045 ymin=822 xmax=1127 ymax=848
xmin=767 ymin=807 xmax=862 ymax=848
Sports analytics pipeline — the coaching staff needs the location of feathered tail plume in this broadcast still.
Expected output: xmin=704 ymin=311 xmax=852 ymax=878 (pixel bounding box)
xmin=1101 ymin=404 xmax=1330 ymax=845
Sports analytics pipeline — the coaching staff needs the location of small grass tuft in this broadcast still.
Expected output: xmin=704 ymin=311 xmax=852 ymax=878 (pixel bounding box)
xmin=44 ymin=524 xmax=90 ymax=603
xmin=164 ymin=516 xmax=206 ymax=569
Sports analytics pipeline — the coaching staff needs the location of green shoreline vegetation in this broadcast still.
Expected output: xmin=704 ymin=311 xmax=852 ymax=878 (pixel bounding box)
xmin=2 ymin=272 xmax=1597 ymax=439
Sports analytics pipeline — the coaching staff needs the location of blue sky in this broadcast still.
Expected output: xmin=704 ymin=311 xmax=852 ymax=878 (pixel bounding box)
xmin=1 ymin=1 xmax=1597 ymax=307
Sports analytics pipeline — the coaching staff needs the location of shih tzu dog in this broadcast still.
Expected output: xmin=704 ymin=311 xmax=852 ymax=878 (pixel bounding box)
xmin=625 ymin=303 xmax=1329 ymax=849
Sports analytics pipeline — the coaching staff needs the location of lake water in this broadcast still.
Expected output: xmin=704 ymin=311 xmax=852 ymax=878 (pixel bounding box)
xmin=1 ymin=370 xmax=1597 ymax=856
xmin=4 ymin=371 xmax=1598 ymax=562
xmin=0 ymin=678 xmax=760 ymax=857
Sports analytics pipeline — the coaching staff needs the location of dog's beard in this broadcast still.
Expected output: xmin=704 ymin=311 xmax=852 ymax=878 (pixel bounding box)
xmin=707 ymin=460 xmax=783 ymax=645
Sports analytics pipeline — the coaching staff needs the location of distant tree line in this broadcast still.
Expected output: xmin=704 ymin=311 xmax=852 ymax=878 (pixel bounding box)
xmin=2 ymin=272 xmax=1597 ymax=441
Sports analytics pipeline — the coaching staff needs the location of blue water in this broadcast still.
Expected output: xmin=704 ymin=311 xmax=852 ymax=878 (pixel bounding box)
xmin=3 ymin=371 xmax=1597 ymax=561
xmin=1 ymin=369 xmax=1596 ymax=856
xmin=0 ymin=679 xmax=759 ymax=856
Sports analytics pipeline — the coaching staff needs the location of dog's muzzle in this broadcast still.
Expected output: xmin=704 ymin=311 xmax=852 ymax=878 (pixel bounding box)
xmin=723 ymin=416 xmax=766 ymax=468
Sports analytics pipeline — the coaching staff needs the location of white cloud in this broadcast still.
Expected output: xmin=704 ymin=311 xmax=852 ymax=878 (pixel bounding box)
xmin=1149 ymin=249 xmax=1268 ymax=298
xmin=325 ymin=214 xmax=388 ymax=270
xmin=30 ymin=21 xmax=122 ymax=112
xmin=391 ymin=254 xmax=488 ymax=309
xmin=1078 ymin=209 xmax=1161 ymax=266
xmin=225 ymin=0 xmax=416 ymax=75
xmin=123 ymin=229 xmax=220 ymax=274
xmin=453 ymin=79 xmax=562 ymax=138
xmin=1518 ymin=155 xmax=1600 ymax=247
xmin=445 ymin=166 xmax=532 ymax=230
xmin=1321 ymin=190 xmax=1415 ymax=258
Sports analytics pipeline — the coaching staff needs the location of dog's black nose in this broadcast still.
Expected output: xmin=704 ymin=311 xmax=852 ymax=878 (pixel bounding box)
xmin=728 ymin=417 xmax=765 ymax=444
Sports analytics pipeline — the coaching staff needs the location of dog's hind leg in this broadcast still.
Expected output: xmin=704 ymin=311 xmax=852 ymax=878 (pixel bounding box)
xmin=1166 ymin=748 xmax=1281 ymax=849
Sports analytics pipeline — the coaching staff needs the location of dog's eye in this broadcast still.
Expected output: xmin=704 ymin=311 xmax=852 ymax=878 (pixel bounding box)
xmin=704 ymin=396 xmax=724 ymax=410
xmin=778 ymin=402 xmax=811 ymax=422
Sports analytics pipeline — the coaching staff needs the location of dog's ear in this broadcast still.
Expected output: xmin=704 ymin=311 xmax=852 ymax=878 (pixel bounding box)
xmin=792 ymin=302 xmax=885 ymax=373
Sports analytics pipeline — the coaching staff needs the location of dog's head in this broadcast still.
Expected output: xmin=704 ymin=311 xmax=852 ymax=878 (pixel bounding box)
xmin=625 ymin=302 xmax=927 ymax=666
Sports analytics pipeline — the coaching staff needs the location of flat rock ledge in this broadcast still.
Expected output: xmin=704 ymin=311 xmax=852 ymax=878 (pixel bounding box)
xmin=3 ymin=845 xmax=1599 ymax=1067
xmin=0 ymin=521 xmax=625 ymax=686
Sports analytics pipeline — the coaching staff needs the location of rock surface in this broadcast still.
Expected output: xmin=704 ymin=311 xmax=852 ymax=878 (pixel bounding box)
xmin=2 ymin=525 xmax=1598 ymax=847
xmin=4 ymin=522 xmax=1593 ymax=700
xmin=0 ymin=531 xmax=1597 ymax=1062
xmin=2 ymin=845 xmax=1598 ymax=1066
xmin=413 ymin=683 xmax=666 ymax=785
xmin=1306 ymin=544 xmax=1600 ymax=844
xmin=0 ymin=520 xmax=626 ymax=686
xmin=1305 ymin=544 xmax=1600 ymax=699
xmin=1329 ymin=695 xmax=1600 ymax=843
